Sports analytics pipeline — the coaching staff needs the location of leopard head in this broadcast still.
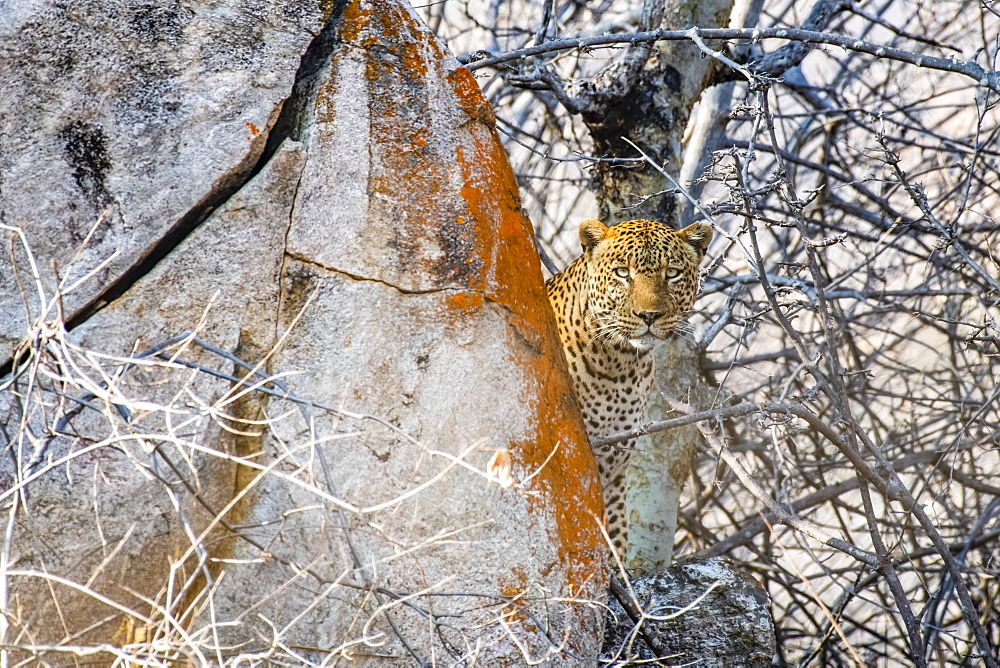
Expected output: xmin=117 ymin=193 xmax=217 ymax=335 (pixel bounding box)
xmin=579 ymin=218 xmax=713 ymax=351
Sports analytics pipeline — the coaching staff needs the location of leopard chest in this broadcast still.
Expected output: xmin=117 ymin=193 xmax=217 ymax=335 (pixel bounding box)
xmin=564 ymin=336 xmax=654 ymax=481
xmin=547 ymin=263 xmax=655 ymax=471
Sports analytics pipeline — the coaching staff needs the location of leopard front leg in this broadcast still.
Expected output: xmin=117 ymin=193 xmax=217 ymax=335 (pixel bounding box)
xmin=593 ymin=439 xmax=634 ymax=563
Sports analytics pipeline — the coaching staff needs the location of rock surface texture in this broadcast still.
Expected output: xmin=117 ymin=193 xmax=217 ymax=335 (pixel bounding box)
xmin=0 ymin=0 xmax=606 ymax=663
xmin=604 ymin=557 xmax=776 ymax=666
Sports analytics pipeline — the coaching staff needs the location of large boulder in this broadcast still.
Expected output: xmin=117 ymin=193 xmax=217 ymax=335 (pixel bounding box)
xmin=0 ymin=0 xmax=606 ymax=663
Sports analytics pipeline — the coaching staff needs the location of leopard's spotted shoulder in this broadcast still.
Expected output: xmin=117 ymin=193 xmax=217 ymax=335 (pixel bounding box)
xmin=545 ymin=218 xmax=713 ymax=555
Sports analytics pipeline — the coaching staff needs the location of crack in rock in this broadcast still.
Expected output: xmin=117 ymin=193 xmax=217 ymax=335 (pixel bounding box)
xmin=60 ymin=10 xmax=348 ymax=336
xmin=285 ymin=251 xmax=457 ymax=296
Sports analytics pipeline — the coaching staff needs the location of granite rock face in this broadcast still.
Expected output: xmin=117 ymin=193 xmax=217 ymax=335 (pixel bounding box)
xmin=0 ymin=0 xmax=606 ymax=663
xmin=0 ymin=0 xmax=325 ymax=360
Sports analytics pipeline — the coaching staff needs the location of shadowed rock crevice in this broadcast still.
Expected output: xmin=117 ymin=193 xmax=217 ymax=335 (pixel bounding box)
xmin=59 ymin=4 xmax=351 ymax=337
xmin=260 ymin=0 xmax=351 ymax=151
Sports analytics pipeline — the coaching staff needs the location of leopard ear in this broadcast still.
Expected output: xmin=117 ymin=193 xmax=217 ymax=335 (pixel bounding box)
xmin=678 ymin=221 xmax=713 ymax=259
xmin=579 ymin=218 xmax=610 ymax=253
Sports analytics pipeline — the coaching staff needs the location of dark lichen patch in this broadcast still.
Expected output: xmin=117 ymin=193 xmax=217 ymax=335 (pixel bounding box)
xmin=279 ymin=260 xmax=319 ymax=322
xmin=59 ymin=120 xmax=113 ymax=206
xmin=433 ymin=205 xmax=482 ymax=286
xmin=128 ymin=0 xmax=187 ymax=43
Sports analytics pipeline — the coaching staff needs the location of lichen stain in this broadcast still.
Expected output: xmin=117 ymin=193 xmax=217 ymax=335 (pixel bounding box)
xmin=449 ymin=67 xmax=497 ymax=127
xmin=333 ymin=0 xmax=604 ymax=592
xmin=341 ymin=0 xmax=443 ymax=80
xmin=359 ymin=10 xmax=482 ymax=287
xmin=337 ymin=0 xmax=373 ymax=47
xmin=179 ymin=330 xmax=269 ymax=626
xmin=59 ymin=120 xmax=113 ymax=206
xmin=453 ymin=86 xmax=605 ymax=585
xmin=401 ymin=42 xmax=429 ymax=78
xmin=279 ymin=261 xmax=319 ymax=324
xmin=448 ymin=290 xmax=484 ymax=314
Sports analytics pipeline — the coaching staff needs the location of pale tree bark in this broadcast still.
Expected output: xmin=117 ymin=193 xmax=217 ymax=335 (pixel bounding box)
xmin=583 ymin=0 xmax=735 ymax=228
xmin=629 ymin=0 xmax=764 ymax=572
xmin=678 ymin=0 xmax=765 ymax=222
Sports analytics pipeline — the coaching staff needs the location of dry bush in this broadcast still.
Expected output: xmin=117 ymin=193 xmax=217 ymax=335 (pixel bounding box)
xmin=422 ymin=0 xmax=1000 ymax=664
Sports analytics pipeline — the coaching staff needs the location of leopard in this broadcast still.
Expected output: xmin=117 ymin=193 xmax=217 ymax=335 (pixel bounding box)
xmin=545 ymin=217 xmax=713 ymax=560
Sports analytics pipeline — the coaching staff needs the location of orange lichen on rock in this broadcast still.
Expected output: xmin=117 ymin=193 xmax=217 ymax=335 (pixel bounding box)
xmin=448 ymin=290 xmax=484 ymax=313
xmin=337 ymin=0 xmax=374 ymax=46
xmin=452 ymin=84 xmax=606 ymax=581
xmin=449 ymin=67 xmax=498 ymax=126
xmin=401 ymin=42 xmax=429 ymax=77
xmin=329 ymin=0 xmax=604 ymax=615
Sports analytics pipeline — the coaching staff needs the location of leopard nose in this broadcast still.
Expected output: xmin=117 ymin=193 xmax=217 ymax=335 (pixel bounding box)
xmin=636 ymin=311 xmax=663 ymax=325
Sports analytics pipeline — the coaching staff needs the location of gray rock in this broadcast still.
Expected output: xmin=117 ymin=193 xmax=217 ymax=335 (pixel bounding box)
xmin=0 ymin=0 xmax=325 ymax=360
xmin=0 ymin=0 xmax=606 ymax=663
xmin=604 ymin=557 xmax=776 ymax=666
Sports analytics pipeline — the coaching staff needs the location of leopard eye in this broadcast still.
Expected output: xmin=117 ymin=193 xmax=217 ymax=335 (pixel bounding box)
xmin=665 ymin=267 xmax=682 ymax=281
xmin=613 ymin=267 xmax=630 ymax=279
